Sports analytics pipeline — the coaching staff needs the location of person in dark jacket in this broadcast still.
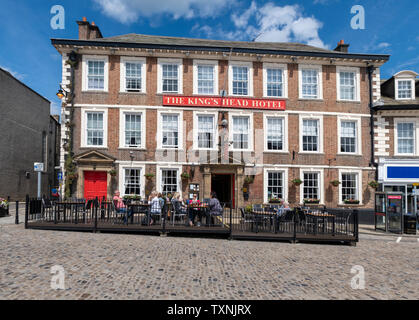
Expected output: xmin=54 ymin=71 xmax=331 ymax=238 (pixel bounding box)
xmin=206 ymin=192 xmax=223 ymax=226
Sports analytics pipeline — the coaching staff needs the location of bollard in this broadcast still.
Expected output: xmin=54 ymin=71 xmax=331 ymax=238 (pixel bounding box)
xmin=15 ymin=201 xmax=19 ymax=224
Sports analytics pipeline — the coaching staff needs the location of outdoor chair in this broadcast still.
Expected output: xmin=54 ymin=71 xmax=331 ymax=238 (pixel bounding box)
xmin=240 ymin=207 xmax=255 ymax=232
xmin=208 ymin=202 xmax=225 ymax=227
xmin=171 ymin=200 xmax=187 ymax=225
xmin=112 ymin=200 xmax=127 ymax=224
xmin=252 ymin=204 xmax=263 ymax=212
xmin=41 ymin=198 xmax=53 ymax=222
xmin=149 ymin=200 xmax=163 ymax=226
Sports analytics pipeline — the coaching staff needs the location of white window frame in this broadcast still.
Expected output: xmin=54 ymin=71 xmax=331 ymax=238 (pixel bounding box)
xmin=119 ymin=108 xmax=146 ymax=149
xmin=336 ymin=66 xmax=361 ymax=102
xmin=263 ymin=114 xmax=288 ymax=153
xmin=263 ymin=63 xmax=288 ymax=98
xmin=395 ymin=78 xmax=415 ymax=100
xmin=394 ymin=118 xmax=417 ymax=156
xmin=337 ymin=116 xmax=362 ymax=155
xmin=193 ymin=111 xmax=218 ymax=151
xmin=229 ymin=61 xmax=253 ymax=97
xmin=263 ymin=168 xmax=289 ymax=204
xmin=118 ymin=163 xmax=146 ymax=198
xmin=157 ymin=58 xmax=183 ymax=94
xmin=82 ymin=55 xmax=109 ymax=92
xmin=300 ymin=169 xmax=324 ymax=205
xmin=157 ymin=110 xmax=183 ymax=150
xmin=120 ymin=56 xmax=146 ymax=93
xmin=229 ymin=111 xmax=254 ymax=152
xmin=338 ymin=169 xmax=363 ymax=205
xmin=299 ymin=114 xmax=323 ymax=154
xmin=81 ymin=108 xmax=108 ymax=148
xmin=298 ymin=64 xmax=323 ymax=100
xmin=156 ymin=164 xmax=182 ymax=197
xmin=193 ymin=60 xmax=219 ymax=95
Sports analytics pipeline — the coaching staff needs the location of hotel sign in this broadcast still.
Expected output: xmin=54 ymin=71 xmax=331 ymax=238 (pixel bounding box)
xmin=163 ymin=95 xmax=286 ymax=111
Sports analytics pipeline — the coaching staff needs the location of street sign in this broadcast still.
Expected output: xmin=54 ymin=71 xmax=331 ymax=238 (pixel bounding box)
xmin=34 ymin=163 xmax=44 ymax=172
xmin=58 ymin=172 xmax=63 ymax=181
xmin=412 ymin=183 xmax=419 ymax=187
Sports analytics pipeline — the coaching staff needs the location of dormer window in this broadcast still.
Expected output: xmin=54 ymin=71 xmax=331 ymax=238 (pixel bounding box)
xmin=396 ymin=79 xmax=413 ymax=99
xmin=393 ymin=70 xmax=417 ymax=100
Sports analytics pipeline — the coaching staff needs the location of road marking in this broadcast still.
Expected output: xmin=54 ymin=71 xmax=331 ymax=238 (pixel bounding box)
xmin=396 ymin=237 xmax=402 ymax=243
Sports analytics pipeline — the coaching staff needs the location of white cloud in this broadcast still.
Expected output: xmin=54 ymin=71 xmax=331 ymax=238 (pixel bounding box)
xmin=93 ymin=0 xmax=234 ymax=24
xmin=0 ymin=65 xmax=25 ymax=80
xmin=197 ymin=2 xmax=327 ymax=48
xmin=377 ymin=42 xmax=390 ymax=49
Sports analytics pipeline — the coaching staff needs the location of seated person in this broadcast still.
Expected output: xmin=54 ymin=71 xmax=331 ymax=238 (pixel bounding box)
xmin=113 ymin=191 xmax=132 ymax=224
xmin=188 ymin=194 xmax=202 ymax=227
xmin=171 ymin=192 xmax=188 ymax=220
xmin=207 ymin=192 xmax=223 ymax=226
xmin=148 ymin=191 xmax=161 ymax=225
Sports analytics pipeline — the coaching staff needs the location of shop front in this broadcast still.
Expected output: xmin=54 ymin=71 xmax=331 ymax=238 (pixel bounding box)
xmin=376 ymin=158 xmax=419 ymax=234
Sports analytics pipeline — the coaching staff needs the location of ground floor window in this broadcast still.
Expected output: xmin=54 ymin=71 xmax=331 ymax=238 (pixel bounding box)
xmin=161 ymin=169 xmax=178 ymax=195
xmin=124 ymin=168 xmax=141 ymax=196
xmin=267 ymin=171 xmax=283 ymax=200
xmin=341 ymin=173 xmax=358 ymax=202
xmin=303 ymin=172 xmax=319 ymax=200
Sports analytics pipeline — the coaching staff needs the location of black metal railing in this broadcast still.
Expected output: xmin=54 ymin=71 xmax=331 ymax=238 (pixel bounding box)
xmin=24 ymin=196 xmax=358 ymax=244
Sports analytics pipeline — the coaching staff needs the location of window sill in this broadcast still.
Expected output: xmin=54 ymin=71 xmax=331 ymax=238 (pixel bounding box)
xmin=298 ymin=98 xmax=323 ymax=101
xmin=156 ymin=148 xmax=184 ymax=151
xmin=156 ymin=92 xmax=183 ymax=96
xmin=298 ymin=152 xmax=324 ymax=155
xmin=337 ymin=153 xmax=363 ymax=156
xmin=118 ymin=147 xmax=146 ymax=151
xmin=82 ymin=90 xmax=108 ymax=94
xmin=337 ymin=203 xmax=363 ymax=207
xmin=336 ymin=100 xmax=361 ymax=104
xmin=80 ymin=146 xmax=108 ymax=149
xmin=119 ymin=91 xmax=146 ymax=95
xmin=263 ymin=96 xmax=288 ymax=100
xmin=191 ymin=148 xmax=218 ymax=152
xmin=263 ymin=150 xmax=289 ymax=154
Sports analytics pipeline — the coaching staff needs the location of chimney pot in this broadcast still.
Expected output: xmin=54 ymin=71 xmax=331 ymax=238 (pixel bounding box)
xmin=91 ymin=21 xmax=95 ymax=26
xmin=82 ymin=17 xmax=87 ymax=22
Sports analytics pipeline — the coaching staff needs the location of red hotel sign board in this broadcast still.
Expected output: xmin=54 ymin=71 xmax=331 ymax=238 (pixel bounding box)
xmin=163 ymin=95 xmax=286 ymax=111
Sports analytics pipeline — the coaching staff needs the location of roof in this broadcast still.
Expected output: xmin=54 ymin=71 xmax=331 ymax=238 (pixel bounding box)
xmin=0 ymin=67 xmax=50 ymax=104
xmin=51 ymin=33 xmax=390 ymax=61
xmin=377 ymin=79 xmax=419 ymax=109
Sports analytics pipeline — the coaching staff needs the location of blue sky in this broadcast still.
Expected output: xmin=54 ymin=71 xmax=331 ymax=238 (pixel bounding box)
xmin=0 ymin=0 xmax=418 ymax=117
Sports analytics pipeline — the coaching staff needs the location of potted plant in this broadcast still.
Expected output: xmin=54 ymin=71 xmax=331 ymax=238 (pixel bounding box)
xmin=0 ymin=198 xmax=9 ymax=216
xmin=344 ymin=199 xmax=360 ymax=205
xmin=144 ymin=173 xmax=155 ymax=181
xmin=109 ymin=169 xmax=117 ymax=177
xmin=304 ymin=198 xmax=320 ymax=204
xmin=181 ymin=172 xmax=190 ymax=180
xmin=330 ymin=179 xmax=341 ymax=187
xmin=67 ymin=172 xmax=78 ymax=180
xmin=292 ymin=178 xmax=303 ymax=186
xmin=243 ymin=175 xmax=255 ymax=185
xmin=245 ymin=204 xmax=253 ymax=214
xmin=368 ymin=180 xmax=379 ymax=189
xmin=268 ymin=197 xmax=282 ymax=204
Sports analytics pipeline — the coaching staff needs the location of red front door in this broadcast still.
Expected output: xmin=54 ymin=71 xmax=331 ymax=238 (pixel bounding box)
xmin=84 ymin=171 xmax=107 ymax=200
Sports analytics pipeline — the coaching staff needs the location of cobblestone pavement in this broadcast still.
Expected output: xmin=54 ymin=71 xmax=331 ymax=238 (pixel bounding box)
xmin=0 ymin=224 xmax=418 ymax=300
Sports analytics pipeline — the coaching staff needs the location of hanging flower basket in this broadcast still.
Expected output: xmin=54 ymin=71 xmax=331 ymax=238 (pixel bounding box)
xmin=181 ymin=172 xmax=190 ymax=180
xmin=368 ymin=180 xmax=379 ymax=189
xmin=330 ymin=180 xmax=341 ymax=187
xmin=144 ymin=173 xmax=155 ymax=180
xmin=109 ymin=169 xmax=117 ymax=177
xmin=292 ymin=178 xmax=303 ymax=186
xmin=269 ymin=198 xmax=282 ymax=204
xmin=243 ymin=175 xmax=255 ymax=185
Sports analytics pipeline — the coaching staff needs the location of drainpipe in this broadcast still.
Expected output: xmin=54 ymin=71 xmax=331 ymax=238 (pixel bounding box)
xmin=367 ymin=64 xmax=378 ymax=180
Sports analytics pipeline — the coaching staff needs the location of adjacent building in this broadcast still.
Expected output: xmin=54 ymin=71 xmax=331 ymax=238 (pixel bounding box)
xmin=52 ymin=18 xmax=390 ymax=209
xmin=0 ymin=67 xmax=61 ymax=200
xmin=374 ymin=70 xmax=419 ymax=215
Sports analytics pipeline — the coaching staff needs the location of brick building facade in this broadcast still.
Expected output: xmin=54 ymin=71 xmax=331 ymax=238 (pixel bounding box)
xmin=53 ymin=19 xmax=389 ymax=209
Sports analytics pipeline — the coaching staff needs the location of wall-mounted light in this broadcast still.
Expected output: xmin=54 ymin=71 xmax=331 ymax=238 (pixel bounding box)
xmin=291 ymin=56 xmax=297 ymax=62
xmin=256 ymin=55 xmax=263 ymax=61
xmin=220 ymin=111 xmax=228 ymax=128
xmin=185 ymin=51 xmax=190 ymax=57
xmin=330 ymin=59 xmax=336 ymax=64
xmin=56 ymin=85 xmax=68 ymax=100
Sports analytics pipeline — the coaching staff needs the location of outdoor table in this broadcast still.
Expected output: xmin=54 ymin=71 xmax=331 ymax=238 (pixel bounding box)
xmin=251 ymin=210 xmax=276 ymax=233
xmin=187 ymin=204 xmax=209 ymax=226
xmin=306 ymin=212 xmax=335 ymax=235
xmin=126 ymin=203 xmax=150 ymax=224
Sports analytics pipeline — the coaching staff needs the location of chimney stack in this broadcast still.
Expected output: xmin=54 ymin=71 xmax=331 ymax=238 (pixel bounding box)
xmin=76 ymin=18 xmax=103 ymax=40
xmin=334 ymin=39 xmax=349 ymax=53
